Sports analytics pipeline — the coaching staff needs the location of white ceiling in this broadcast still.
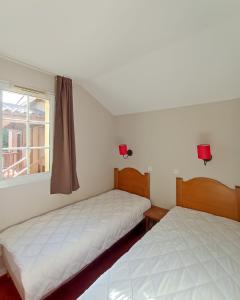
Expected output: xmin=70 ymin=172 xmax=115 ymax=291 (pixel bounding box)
xmin=0 ymin=0 xmax=240 ymax=115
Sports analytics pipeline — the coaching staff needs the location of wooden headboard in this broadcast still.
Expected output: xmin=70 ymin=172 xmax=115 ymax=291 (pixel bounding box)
xmin=176 ymin=177 xmax=240 ymax=221
xmin=114 ymin=168 xmax=150 ymax=199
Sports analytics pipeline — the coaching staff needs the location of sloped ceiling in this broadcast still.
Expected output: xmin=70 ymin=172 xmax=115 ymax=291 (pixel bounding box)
xmin=0 ymin=0 xmax=240 ymax=115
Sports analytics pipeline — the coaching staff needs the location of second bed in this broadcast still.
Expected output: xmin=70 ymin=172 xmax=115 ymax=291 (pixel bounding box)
xmin=79 ymin=177 xmax=240 ymax=300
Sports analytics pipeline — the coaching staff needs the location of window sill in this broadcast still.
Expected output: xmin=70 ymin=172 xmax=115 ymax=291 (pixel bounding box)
xmin=0 ymin=173 xmax=50 ymax=189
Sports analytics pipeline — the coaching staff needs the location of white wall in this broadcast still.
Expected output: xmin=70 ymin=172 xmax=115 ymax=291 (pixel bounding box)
xmin=0 ymin=58 xmax=115 ymax=232
xmin=115 ymin=99 xmax=240 ymax=209
xmin=0 ymin=57 xmax=240 ymax=276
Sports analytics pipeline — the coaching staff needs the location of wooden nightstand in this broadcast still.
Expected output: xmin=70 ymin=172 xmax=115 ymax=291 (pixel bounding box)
xmin=144 ymin=205 xmax=169 ymax=231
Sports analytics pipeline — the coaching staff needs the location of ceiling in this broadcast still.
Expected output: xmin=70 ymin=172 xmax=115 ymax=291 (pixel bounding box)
xmin=0 ymin=0 xmax=240 ymax=115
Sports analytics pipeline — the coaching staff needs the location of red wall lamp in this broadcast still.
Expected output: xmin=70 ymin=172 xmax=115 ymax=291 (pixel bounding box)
xmin=119 ymin=144 xmax=133 ymax=159
xmin=197 ymin=144 xmax=212 ymax=165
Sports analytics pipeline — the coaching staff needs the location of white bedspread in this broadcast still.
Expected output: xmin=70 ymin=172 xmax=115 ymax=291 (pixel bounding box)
xmin=79 ymin=206 xmax=240 ymax=300
xmin=0 ymin=189 xmax=150 ymax=300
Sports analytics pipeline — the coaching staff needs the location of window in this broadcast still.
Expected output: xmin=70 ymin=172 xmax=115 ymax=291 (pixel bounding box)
xmin=0 ymin=86 xmax=52 ymax=185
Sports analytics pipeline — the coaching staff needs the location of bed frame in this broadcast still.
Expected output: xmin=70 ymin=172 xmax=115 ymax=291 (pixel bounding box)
xmin=176 ymin=177 xmax=240 ymax=221
xmin=114 ymin=168 xmax=150 ymax=199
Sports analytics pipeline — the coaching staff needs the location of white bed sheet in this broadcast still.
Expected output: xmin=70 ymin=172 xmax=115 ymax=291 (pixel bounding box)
xmin=79 ymin=206 xmax=240 ymax=300
xmin=0 ymin=189 xmax=150 ymax=300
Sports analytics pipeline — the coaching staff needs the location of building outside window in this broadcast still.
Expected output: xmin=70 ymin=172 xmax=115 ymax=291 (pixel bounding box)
xmin=0 ymin=86 xmax=52 ymax=185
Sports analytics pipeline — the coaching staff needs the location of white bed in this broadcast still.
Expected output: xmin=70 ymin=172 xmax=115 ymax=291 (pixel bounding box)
xmin=79 ymin=206 xmax=240 ymax=300
xmin=0 ymin=189 xmax=151 ymax=300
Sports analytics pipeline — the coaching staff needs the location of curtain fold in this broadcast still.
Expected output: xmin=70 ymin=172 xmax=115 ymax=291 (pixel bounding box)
xmin=50 ymin=76 xmax=79 ymax=194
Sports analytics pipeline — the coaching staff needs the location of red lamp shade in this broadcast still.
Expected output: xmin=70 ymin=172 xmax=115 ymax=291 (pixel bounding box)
xmin=118 ymin=144 xmax=133 ymax=158
xmin=119 ymin=144 xmax=128 ymax=156
xmin=197 ymin=144 xmax=211 ymax=160
xmin=197 ymin=144 xmax=212 ymax=165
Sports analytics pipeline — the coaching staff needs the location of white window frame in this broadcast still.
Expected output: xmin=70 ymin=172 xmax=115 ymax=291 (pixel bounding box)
xmin=0 ymin=82 xmax=54 ymax=189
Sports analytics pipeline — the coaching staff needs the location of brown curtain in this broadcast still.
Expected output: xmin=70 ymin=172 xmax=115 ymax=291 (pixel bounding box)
xmin=50 ymin=76 xmax=80 ymax=194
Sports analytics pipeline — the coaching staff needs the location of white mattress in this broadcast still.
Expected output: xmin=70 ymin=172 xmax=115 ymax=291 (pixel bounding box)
xmin=79 ymin=206 xmax=240 ymax=300
xmin=0 ymin=189 xmax=150 ymax=300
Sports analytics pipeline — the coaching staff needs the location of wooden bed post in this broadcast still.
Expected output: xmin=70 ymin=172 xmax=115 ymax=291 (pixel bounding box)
xmin=176 ymin=177 xmax=183 ymax=206
xmin=236 ymin=185 xmax=240 ymax=221
xmin=114 ymin=168 xmax=119 ymax=189
xmin=144 ymin=172 xmax=150 ymax=199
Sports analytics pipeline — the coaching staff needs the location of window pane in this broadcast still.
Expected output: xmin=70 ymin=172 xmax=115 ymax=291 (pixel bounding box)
xmin=2 ymin=120 xmax=27 ymax=148
xmin=30 ymin=148 xmax=49 ymax=174
xmin=2 ymin=149 xmax=27 ymax=179
xmin=29 ymin=97 xmax=49 ymax=122
xmin=2 ymin=91 xmax=27 ymax=120
xmin=30 ymin=124 xmax=49 ymax=147
xmin=1 ymin=89 xmax=51 ymax=181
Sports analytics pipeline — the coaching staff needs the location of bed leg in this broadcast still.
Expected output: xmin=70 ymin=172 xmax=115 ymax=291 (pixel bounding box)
xmin=145 ymin=217 xmax=149 ymax=232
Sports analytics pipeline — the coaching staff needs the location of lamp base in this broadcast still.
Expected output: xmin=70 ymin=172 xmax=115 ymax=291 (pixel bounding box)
xmin=204 ymin=155 xmax=212 ymax=165
xmin=127 ymin=149 xmax=133 ymax=156
xmin=123 ymin=149 xmax=133 ymax=159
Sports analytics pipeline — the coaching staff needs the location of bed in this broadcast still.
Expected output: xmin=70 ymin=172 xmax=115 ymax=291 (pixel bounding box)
xmin=0 ymin=168 xmax=151 ymax=300
xmin=79 ymin=177 xmax=240 ymax=300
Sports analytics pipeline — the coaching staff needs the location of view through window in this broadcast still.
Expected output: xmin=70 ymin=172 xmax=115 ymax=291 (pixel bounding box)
xmin=0 ymin=89 xmax=50 ymax=180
